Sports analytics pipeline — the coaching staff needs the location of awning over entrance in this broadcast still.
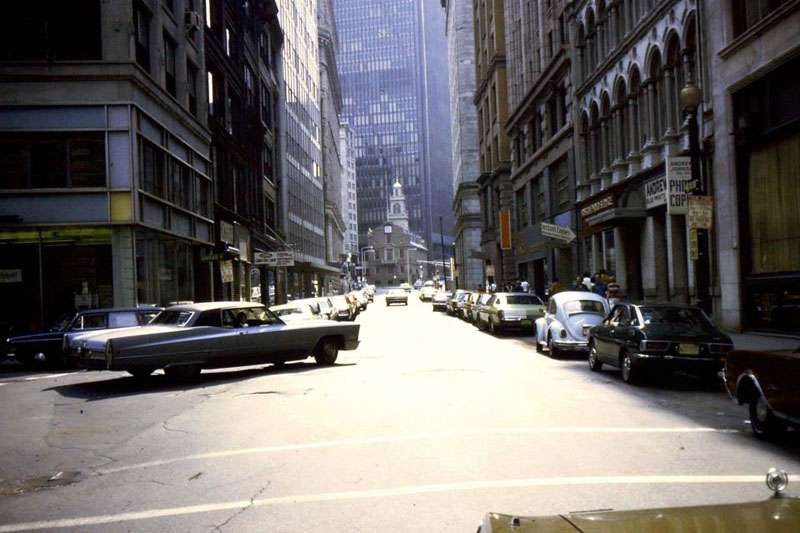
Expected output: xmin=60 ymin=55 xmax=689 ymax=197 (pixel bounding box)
xmin=586 ymin=207 xmax=648 ymax=227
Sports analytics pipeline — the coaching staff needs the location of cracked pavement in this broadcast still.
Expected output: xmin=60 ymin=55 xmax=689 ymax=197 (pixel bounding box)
xmin=1 ymin=294 xmax=799 ymax=532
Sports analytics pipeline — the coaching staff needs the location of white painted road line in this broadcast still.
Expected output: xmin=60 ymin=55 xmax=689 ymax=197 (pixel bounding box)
xmin=0 ymin=474 xmax=775 ymax=532
xmin=0 ymin=373 xmax=74 ymax=384
xmin=98 ymin=426 xmax=738 ymax=475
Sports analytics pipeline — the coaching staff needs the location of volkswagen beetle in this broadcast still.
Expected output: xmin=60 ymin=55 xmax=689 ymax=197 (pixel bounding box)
xmin=534 ymin=291 xmax=609 ymax=357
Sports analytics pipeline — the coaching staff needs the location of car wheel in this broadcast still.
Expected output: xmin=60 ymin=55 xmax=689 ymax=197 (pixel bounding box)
xmin=314 ymin=338 xmax=339 ymax=366
xmin=548 ymin=336 xmax=560 ymax=358
xmin=620 ymin=351 xmax=637 ymax=384
xmin=588 ymin=343 xmax=603 ymax=372
xmin=128 ymin=368 xmax=155 ymax=379
xmin=749 ymin=391 xmax=787 ymax=440
xmin=165 ymin=364 xmax=201 ymax=381
xmin=490 ymin=319 xmax=501 ymax=335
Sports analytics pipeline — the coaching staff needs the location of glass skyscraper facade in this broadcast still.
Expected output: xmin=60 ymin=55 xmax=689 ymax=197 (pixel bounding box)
xmin=334 ymin=0 xmax=432 ymax=246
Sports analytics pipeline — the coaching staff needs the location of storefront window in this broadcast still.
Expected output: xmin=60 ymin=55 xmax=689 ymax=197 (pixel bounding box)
xmin=136 ymin=230 xmax=193 ymax=305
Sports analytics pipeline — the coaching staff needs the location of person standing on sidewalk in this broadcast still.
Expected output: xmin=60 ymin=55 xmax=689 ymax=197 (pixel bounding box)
xmin=591 ymin=273 xmax=607 ymax=298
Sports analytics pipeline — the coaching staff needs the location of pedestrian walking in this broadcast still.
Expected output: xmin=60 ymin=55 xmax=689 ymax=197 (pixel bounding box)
xmin=591 ymin=273 xmax=607 ymax=297
xmin=572 ymin=276 xmax=588 ymax=291
xmin=520 ymin=280 xmax=530 ymax=293
xmin=582 ymin=272 xmax=593 ymax=290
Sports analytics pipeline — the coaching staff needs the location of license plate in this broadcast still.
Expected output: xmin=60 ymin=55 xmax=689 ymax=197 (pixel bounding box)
xmin=679 ymin=343 xmax=699 ymax=355
xmin=521 ymin=320 xmax=532 ymax=326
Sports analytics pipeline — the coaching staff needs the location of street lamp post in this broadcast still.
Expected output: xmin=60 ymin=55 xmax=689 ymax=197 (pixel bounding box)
xmin=680 ymin=78 xmax=711 ymax=314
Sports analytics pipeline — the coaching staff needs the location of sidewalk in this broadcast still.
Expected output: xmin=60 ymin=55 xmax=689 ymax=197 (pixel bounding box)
xmin=725 ymin=331 xmax=799 ymax=351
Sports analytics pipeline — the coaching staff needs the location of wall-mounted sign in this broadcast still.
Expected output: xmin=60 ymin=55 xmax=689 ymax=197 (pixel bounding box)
xmin=580 ymin=195 xmax=615 ymax=219
xmin=499 ymin=209 xmax=512 ymax=250
xmin=0 ymin=269 xmax=22 ymax=283
xmin=689 ymin=228 xmax=699 ymax=261
xmin=541 ymin=222 xmax=576 ymax=243
xmin=666 ymin=156 xmax=691 ymax=215
xmin=220 ymin=221 xmax=235 ymax=244
xmin=254 ymin=250 xmax=295 ymax=267
xmin=688 ymin=195 xmax=713 ymax=229
xmin=645 ymin=176 xmax=667 ymax=209
xmin=220 ymin=260 xmax=234 ymax=283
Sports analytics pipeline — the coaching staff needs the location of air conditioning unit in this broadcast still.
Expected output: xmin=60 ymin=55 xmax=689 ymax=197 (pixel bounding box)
xmin=184 ymin=11 xmax=201 ymax=36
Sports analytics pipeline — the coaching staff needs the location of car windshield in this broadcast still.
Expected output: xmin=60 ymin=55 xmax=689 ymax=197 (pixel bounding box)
xmin=150 ymin=310 xmax=195 ymax=326
xmin=272 ymin=306 xmax=308 ymax=317
xmin=639 ymin=306 xmax=716 ymax=332
xmin=563 ymin=300 xmax=606 ymax=315
xmin=51 ymin=313 xmax=76 ymax=331
xmin=506 ymin=295 xmax=543 ymax=305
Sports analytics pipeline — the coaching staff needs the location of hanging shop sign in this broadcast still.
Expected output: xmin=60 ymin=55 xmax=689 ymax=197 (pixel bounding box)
xmin=0 ymin=269 xmax=22 ymax=283
xmin=220 ymin=260 xmax=234 ymax=283
xmin=645 ymin=176 xmax=667 ymax=209
xmin=580 ymin=195 xmax=615 ymax=219
xmin=541 ymin=222 xmax=576 ymax=243
xmin=666 ymin=156 xmax=691 ymax=215
xmin=254 ymin=250 xmax=295 ymax=267
xmin=499 ymin=209 xmax=512 ymax=250
xmin=688 ymin=195 xmax=714 ymax=229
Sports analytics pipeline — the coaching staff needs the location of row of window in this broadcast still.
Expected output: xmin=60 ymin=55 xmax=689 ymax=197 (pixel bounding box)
xmin=141 ymin=139 xmax=212 ymax=218
xmin=0 ymin=133 xmax=105 ymax=189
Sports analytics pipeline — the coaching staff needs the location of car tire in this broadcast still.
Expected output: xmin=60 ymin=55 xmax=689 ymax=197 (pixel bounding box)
xmin=548 ymin=336 xmax=560 ymax=358
xmin=128 ymin=368 xmax=155 ymax=378
xmin=749 ymin=391 xmax=787 ymax=440
xmin=620 ymin=351 xmax=637 ymax=385
xmin=490 ymin=319 xmax=501 ymax=335
xmin=314 ymin=338 xmax=339 ymax=366
xmin=589 ymin=343 xmax=603 ymax=372
xmin=165 ymin=364 xmax=201 ymax=381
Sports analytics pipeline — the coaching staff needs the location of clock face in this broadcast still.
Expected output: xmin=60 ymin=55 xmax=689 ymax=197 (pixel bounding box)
xmin=384 ymin=225 xmax=393 ymax=234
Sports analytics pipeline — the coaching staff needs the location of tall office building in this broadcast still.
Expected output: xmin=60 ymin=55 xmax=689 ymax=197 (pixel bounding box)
xmin=278 ymin=0 xmax=337 ymax=297
xmin=334 ymin=0 xmax=452 ymax=275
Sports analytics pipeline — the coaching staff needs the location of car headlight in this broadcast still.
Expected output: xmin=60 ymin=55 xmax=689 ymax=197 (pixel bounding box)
xmin=560 ymin=328 xmax=567 ymax=338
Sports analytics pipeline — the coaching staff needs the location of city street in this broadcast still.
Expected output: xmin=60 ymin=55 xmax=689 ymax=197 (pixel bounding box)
xmin=1 ymin=293 xmax=798 ymax=532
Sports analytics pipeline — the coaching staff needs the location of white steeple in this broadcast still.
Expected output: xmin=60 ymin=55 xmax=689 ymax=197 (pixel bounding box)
xmin=387 ymin=178 xmax=409 ymax=231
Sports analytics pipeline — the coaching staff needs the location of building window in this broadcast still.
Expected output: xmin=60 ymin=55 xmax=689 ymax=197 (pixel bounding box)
xmin=731 ymin=0 xmax=789 ymax=38
xmin=385 ymin=249 xmax=393 ymax=261
xmin=187 ymin=61 xmax=198 ymax=115
xmin=259 ymin=31 xmax=271 ymax=66
xmin=0 ymin=133 xmax=105 ymax=189
xmin=552 ymin=157 xmax=570 ymax=213
xmin=164 ymin=33 xmax=177 ymax=97
xmin=245 ymin=66 xmax=255 ymax=108
xmin=141 ymin=140 xmax=166 ymax=198
xmin=533 ymin=176 xmax=547 ymax=223
xmin=0 ymin=1 xmax=102 ymax=61
xmin=515 ymin=187 xmax=528 ymax=228
xmin=260 ymin=84 xmax=272 ymax=127
xmin=225 ymin=26 xmax=232 ymax=56
xmin=133 ymin=2 xmax=151 ymax=72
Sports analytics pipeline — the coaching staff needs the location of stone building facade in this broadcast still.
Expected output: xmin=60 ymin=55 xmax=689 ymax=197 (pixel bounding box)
xmin=473 ymin=0 xmax=516 ymax=287
xmin=505 ymin=0 xmax=577 ymax=297
xmin=570 ymin=0 xmax=702 ymax=307
xmin=442 ymin=0 xmax=483 ymax=291
xmin=706 ymin=0 xmax=800 ymax=333
xmin=0 ymin=0 xmax=213 ymax=335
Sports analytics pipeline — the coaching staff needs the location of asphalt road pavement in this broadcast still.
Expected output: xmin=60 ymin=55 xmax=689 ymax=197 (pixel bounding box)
xmin=1 ymin=292 xmax=798 ymax=532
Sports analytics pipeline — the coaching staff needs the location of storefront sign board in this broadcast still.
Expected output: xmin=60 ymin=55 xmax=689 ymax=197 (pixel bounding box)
xmin=689 ymin=229 xmax=699 ymax=261
xmin=220 ymin=260 xmax=234 ymax=283
xmin=688 ymin=195 xmax=713 ymax=229
xmin=666 ymin=156 xmax=691 ymax=215
xmin=254 ymin=251 xmax=295 ymax=267
xmin=500 ymin=209 xmax=512 ymax=250
xmin=580 ymin=195 xmax=615 ymax=219
xmin=0 ymin=269 xmax=22 ymax=283
xmin=645 ymin=177 xmax=667 ymax=208
xmin=541 ymin=222 xmax=576 ymax=243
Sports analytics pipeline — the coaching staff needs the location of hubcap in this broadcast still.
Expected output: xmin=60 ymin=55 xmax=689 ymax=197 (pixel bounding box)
xmin=590 ymin=348 xmax=597 ymax=366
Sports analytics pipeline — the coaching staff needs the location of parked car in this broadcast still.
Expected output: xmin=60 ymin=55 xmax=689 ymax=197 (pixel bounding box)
xmin=66 ymin=302 xmax=360 ymax=379
xmin=535 ymin=291 xmax=610 ymax=357
xmin=349 ymin=290 xmax=369 ymax=311
xmin=269 ymin=301 xmax=323 ymax=323
xmin=431 ymin=290 xmax=452 ymax=312
xmin=5 ymin=306 xmax=162 ymax=368
xmin=413 ymin=279 xmax=423 ymax=290
xmin=477 ymin=468 xmax=799 ymax=532
xmin=470 ymin=293 xmax=493 ymax=324
xmin=385 ymin=288 xmax=408 ymax=306
xmin=447 ymin=289 xmax=470 ymax=315
xmin=399 ymin=282 xmax=412 ymax=293
xmin=329 ymin=295 xmax=355 ymax=321
xmin=363 ymin=285 xmax=375 ymax=302
xmin=724 ymin=344 xmax=800 ymax=439
xmin=419 ymin=281 xmax=437 ymax=301
xmin=461 ymin=291 xmax=480 ymax=321
xmin=587 ymin=303 xmax=734 ymax=384
xmin=475 ymin=292 xmax=545 ymax=334
xmin=344 ymin=293 xmax=361 ymax=318
xmin=315 ymin=296 xmax=336 ymax=320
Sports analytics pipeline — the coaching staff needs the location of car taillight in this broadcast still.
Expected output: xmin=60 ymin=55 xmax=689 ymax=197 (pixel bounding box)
xmin=640 ymin=340 xmax=670 ymax=351
xmin=708 ymin=343 xmax=734 ymax=355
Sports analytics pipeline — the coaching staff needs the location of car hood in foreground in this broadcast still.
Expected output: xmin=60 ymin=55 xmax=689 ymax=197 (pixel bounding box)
xmin=481 ymin=497 xmax=800 ymax=532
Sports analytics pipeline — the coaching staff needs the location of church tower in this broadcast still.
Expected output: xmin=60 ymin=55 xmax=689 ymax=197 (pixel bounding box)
xmin=387 ymin=178 xmax=409 ymax=231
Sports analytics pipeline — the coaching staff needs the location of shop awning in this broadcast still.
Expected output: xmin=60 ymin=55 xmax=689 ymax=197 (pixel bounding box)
xmin=586 ymin=208 xmax=647 ymax=227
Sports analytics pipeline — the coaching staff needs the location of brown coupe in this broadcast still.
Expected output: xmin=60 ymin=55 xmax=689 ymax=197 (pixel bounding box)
xmin=724 ymin=345 xmax=800 ymax=439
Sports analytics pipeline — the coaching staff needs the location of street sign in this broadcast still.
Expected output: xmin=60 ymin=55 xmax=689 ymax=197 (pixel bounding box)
xmin=688 ymin=195 xmax=713 ymax=229
xmin=541 ymin=222 xmax=576 ymax=243
xmin=254 ymin=250 xmax=294 ymax=267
